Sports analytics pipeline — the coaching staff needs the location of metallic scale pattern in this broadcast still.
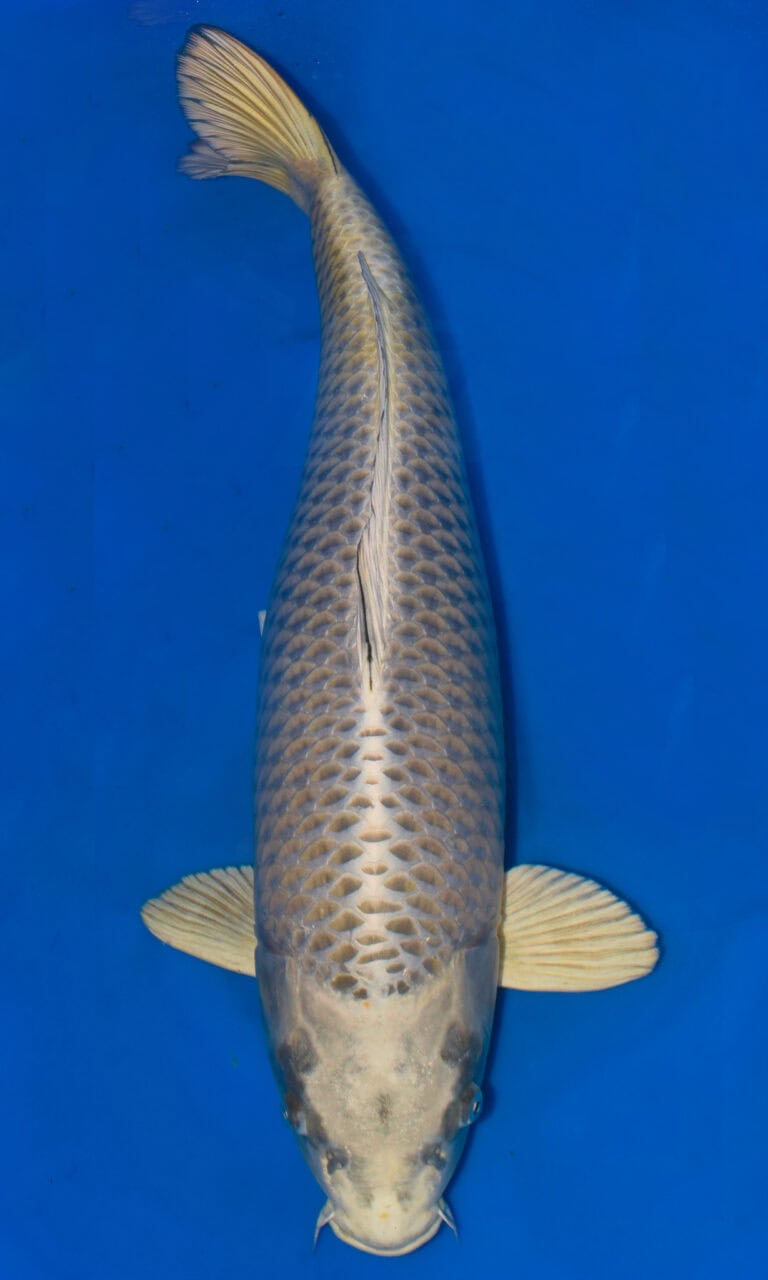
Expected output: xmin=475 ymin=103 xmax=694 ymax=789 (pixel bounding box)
xmin=255 ymin=174 xmax=505 ymax=997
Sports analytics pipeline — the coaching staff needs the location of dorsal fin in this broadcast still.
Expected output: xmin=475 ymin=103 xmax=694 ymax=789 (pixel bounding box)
xmin=355 ymin=252 xmax=392 ymax=692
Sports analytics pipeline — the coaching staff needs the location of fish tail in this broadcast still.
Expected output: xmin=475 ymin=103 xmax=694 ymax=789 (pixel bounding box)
xmin=176 ymin=26 xmax=338 ymax=212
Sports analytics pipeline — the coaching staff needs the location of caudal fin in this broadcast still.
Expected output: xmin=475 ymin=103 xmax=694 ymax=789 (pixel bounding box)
xmin=177 ymin=26 xmax=338 ymax=211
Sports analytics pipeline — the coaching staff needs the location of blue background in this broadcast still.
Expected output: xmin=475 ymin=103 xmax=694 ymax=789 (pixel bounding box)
xmin=3 ymin=1 xmax=767 ymax=1277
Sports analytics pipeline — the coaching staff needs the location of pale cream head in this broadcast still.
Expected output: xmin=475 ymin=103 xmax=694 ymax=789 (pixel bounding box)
xmin=258 ymin=941 xmax=497 ymax=1256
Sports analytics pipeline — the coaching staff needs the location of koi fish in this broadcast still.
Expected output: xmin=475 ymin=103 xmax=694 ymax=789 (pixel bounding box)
xmin=142 ymin=26 xmax=658 ymax=1257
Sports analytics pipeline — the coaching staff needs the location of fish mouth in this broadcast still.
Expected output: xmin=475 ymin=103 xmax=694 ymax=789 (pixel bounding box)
xmin=329 ymin=1212 xmax=442 ymax=1257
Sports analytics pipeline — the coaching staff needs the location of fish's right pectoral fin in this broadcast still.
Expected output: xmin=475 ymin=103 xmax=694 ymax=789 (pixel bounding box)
xmin=499 ymin=864 xmax=659 ymax=992
xmin=141 ymin=865 xmax=257 ymax=976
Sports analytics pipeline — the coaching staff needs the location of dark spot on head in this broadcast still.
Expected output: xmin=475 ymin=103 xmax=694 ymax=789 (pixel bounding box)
xmin=304 ymin=1105 xmax=329 ymax=1147
xmin=325 ymin=1146 xmax=348 ymax=1175
xmin=277 ymin=1029 xmax=318 ymax=1092
xmin=289 ymin=1028 xmax=318 ymax=1075
xmin=283 ymin=1091 xmax=305 ymax=1134
xmin=440 ymin=1023 xmax=481 ymax=1083
xmin=421 ymin=1144 xmax=447 ymax=1171
xmin=276 ymin=1033 xmax=327 ymax=1147
xmin=441 ymin=1098 xmax=460 ymax=1139
xmin=377 ymin=1092 xmax=393 ymax=1128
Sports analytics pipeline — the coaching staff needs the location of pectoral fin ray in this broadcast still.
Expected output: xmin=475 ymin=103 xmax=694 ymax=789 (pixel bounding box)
xmin=141 ymin=865 xmax=257 ymax=976
xmin=141 ymin=863 xmax=658 ymax=993
xmin=498 ymin=864 xmax=659 ymax=991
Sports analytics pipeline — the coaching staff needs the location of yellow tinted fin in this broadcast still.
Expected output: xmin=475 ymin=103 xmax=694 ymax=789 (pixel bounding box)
xmin=141 ymin=865 xmax=256 ymax=975
xmin=178 ymin=138 xmax=232 ymax=179
xmin=177 ymin=26 xmax=338 ymax=211
xmin=499 ymin=864 xmax=659 ymax=992
xmin=141 ymin=861 xmax=658 ymax=991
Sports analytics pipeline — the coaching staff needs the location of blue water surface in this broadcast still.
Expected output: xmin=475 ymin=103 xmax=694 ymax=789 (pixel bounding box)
xmin=3 ymin=1 xmax=767 ymax=1277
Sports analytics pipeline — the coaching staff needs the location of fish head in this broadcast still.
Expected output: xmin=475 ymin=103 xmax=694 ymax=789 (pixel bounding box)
xmin=258 ymin=938 xmax=497 ymax=1255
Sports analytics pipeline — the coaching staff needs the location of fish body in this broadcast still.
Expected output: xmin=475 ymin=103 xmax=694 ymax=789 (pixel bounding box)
xmin=255 ymin=162 xmax=505 ymax=998
xmin=142 ymin=26 xmax=659 ymax=1258
xmin=210 ymin=32 xmax=507 ymax=1253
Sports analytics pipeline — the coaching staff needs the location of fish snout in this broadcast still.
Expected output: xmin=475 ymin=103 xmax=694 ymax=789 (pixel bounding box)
xmin=326 ymin=1198 xmax=444 ymax=1257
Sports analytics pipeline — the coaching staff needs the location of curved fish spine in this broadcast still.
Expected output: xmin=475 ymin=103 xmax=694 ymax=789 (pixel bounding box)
xmin=251 ymin=96 xmax=505 ymax=1001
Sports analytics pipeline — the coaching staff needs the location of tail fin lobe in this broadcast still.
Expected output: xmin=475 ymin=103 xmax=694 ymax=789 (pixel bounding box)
xmin=177 ymin=26 xmax=338 ymax=211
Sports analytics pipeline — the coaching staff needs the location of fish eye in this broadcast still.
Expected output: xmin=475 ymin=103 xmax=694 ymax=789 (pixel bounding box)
xmin=282 ymin=1092 xmax=308 ymax=1136
xmin=458 ymin=1083 xmax=483 ymax=1128
xmin=325 ymin=1146 xmax=348 ymax=1175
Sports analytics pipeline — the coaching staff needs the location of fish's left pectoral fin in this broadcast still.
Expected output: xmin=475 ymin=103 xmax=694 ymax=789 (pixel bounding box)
xmin=499 ymin=864 xmax=659 ymax=992
xmin=141 ymin=865 xmax=257 ymax=976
